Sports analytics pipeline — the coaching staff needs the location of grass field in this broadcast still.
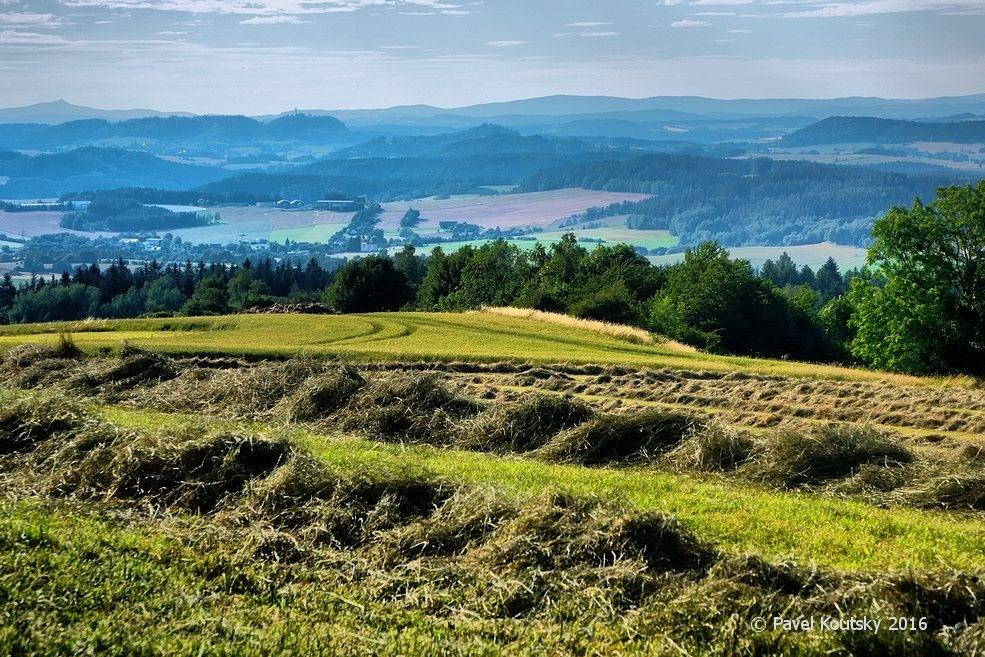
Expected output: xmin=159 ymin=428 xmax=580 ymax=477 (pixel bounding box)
xmin=269 ymin=221 xmax=348 ymax=243
xmin=97 ymin=404 xmax=985 ymax=572
xmin=0 ymin=310 xmax=948 ymax=385
xmin=4 ymin=312 xmax=985 ymax=654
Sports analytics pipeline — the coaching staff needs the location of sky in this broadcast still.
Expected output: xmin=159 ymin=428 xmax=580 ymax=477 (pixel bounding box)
xmin=1 ymin=0 xmax=984 ymax=114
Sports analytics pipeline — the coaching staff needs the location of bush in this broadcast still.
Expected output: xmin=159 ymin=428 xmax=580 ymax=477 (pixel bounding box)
xmin=569 ymin=281 xmax=641 ymax=326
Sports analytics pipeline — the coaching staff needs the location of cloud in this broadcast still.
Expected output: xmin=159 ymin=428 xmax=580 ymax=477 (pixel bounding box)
xmin=565 ymin=21 xmax=612 ymax=27
xmin=0 ymin=12 xmax=64 ymax=28
xmin=487 ymin=40 xmax=526 ymax=47
xmin=727 ymin=28 xmax=753 ymax=33
xmin=671 ymin=19 xmax=711 ymax=27
xmin=157 ymin=29 xmax=187 ymax=33
xmin=684 ymin=0 xmax=985 ymax=17
xmin=777 ymin=0 xmax=985 ymax=18
xmin=56 ymin=0 xmax=466 ymax=16
xmin=240 ymin=15 xmax=308 ymax=23
xmin=0 ymin=29 xmax=68 ymax=44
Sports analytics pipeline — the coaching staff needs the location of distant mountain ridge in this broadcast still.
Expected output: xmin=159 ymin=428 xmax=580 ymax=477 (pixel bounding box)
xmin=782 ymin=116 xmax=985 ymax=146
xmin=8 ymin=93 xmax=985 ymax=127
xmin=0 ymin=114 xmax=349 ymax=150
xmin=292 ymin=93 xmax=985 ymax=123
xmin=0 ymin=100 xmax=193 ymax=124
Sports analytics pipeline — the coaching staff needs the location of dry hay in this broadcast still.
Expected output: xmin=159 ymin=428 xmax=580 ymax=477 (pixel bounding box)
xmin=906 ymin=472 xmax=985 ymax=512
xmin=746 ymin=425 xmax=914 ymax=488
xmin=277 ymin=364 xmax=365 ymax=422
xmin=535 ymin=408 xmax=707 ymax=464
xmin=132 ymin=357 xmax=330 ymax=419
xmin=663 ymin=421 xmax=756 ymax=472
xmin=0 ymin=334 xmax=84 ymax=389
xmin=4 ymin=396 xmax=985 ymax=652
xmin=458 ymin=394 xmax=593 ymax=453
xmin=335 ymin=373 xmax=481 ymax=444
xmin=0 ymin=393 xmax=87 ymax=455
xmin=65 ymin=344 xmax=180 ymax=400
xmin=480 ymin=306 xmax=664 ymax=346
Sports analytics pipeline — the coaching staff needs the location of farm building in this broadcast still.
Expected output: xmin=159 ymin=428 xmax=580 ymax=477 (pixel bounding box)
xmin=315 ymin=199 xmax=361 ymax=211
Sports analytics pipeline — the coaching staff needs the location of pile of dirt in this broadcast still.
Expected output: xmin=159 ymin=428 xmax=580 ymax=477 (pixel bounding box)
xmin=246 ymin=303 xmax=338 ymax=315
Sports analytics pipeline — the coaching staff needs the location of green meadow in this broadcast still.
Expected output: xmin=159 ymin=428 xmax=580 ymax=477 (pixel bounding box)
xmin=0 ymin=310 xmax=950 ymax=385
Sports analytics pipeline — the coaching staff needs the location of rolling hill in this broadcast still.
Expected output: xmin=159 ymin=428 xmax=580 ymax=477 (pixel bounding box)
xmin=0 ymin=147 xmax=229 ymax=197
xmin=782 ymin=116 xmax=985 ymax=146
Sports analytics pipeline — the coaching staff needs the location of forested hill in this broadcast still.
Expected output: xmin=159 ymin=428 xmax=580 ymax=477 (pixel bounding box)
xmin=781 ymin=116 xmax=985 ymax=146
xmin=0 ymin=147 xmax=228 ymax=197
xmin=520 ymin=154 xmax=960 ymax=246
xmin=200 ymin=152 xmax=614 ymax=202
xmin=328 ymin=125 xmax=618 ymax=159
xmin=0 ymin=114 xmax=348 ymax=150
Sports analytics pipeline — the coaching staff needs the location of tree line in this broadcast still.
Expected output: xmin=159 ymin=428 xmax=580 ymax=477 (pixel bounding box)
xmin=3 ymin=182 xmax=983 ymax=376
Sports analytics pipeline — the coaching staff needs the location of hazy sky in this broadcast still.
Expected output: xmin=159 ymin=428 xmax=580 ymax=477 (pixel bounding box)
xmin=1 ymin=0 xmax=984 ymax=113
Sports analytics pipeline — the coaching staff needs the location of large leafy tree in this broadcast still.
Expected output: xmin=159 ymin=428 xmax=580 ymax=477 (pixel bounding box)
xmin=323 ymin=255 xmax=411 ymax=313
xmin=849 ymin=182 xmax=985 ymax=374
xmin=648 ymin=242 xmax=823 ymax=357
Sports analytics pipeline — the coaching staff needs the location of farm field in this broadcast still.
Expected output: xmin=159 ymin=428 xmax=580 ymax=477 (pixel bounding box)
xmin=4 ymin=311 xmax=985 ymax=654
xmin=171 ymin=189 xmax=655 ymax=247
xmin=0 ymin=211 xmax=111 ymax=239
xmin=170 ymin=205 xmax=352 ymax=244
xmin=649 ymin=241 xmax=870 ymax=270
xmin=378 ymin=188 xmax=651 ymax=229
xmin=0 ymin=309 xmax=947 ymax=384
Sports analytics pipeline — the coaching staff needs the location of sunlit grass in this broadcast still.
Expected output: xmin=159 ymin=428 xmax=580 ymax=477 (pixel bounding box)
xmin=0 ymin=311 xmax=962 ymax=386
xmin=100 ymin=405 xmax=985 ymax=572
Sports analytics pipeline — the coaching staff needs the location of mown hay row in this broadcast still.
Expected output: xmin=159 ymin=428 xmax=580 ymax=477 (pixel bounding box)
xmin=4 ymin=396 xmax=985 ymax=654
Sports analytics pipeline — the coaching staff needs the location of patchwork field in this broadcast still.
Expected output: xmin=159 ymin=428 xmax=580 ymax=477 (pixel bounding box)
xmin=174 ymin=189 xmax=655 ymax=246
xmin=3 ymin=310 xmax=985 ymax=654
